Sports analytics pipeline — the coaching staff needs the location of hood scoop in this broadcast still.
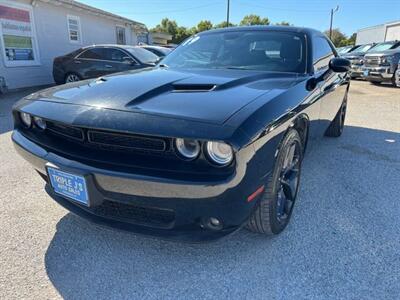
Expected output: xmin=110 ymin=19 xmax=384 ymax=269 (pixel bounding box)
xmin=172 ymin=83 xmax=216 ymax=92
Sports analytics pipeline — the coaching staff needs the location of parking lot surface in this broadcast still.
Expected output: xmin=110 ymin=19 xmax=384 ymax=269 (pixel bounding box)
xmin=0 ymin=81 xmax=399 ymax=299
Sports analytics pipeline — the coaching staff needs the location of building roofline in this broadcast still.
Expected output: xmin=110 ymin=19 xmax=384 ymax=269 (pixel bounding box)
xmin=37 ymin=0 xmax=148 ymax=32
xmin=357 ymin=20 xmax=400 ymax=32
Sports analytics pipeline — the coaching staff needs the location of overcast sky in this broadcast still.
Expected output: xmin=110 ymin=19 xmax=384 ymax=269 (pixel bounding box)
xmin=79 ymin=0 xmax=400 ymax=36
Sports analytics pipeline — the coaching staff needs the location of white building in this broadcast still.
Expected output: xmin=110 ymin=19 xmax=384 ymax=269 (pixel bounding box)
xmin=356 ymin=20 xmax=400 ymax=44
xmin=0 ymin=0 xmax=148 ymax=90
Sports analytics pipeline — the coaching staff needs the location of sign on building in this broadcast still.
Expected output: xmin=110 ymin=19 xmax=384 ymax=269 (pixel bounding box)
xmin=0 ymin=1 xmax=40 ymax=67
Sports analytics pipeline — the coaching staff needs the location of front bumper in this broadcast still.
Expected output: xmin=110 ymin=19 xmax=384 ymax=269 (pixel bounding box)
xmin=349 ymin=65 xmax=364 ymax=78
xmin=12 ymin=130 xmax=263 ymax=242
xmin=362 ymin=66 xmax=394 ymax=82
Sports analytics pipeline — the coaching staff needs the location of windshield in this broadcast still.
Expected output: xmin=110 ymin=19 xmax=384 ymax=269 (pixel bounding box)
xmin=355 ymin=44 xmax=374 ymax=53
xmin=125 ymin=47 xmax=159 ymax=63
xmin=368 ymin=42 xmax=396 ymax=53
xmin=338 ymin=46 xmax=352 ymax=54
xmin=148 ymin=47 xmax=172 ymax=55
xmin=160 ymin=31 xmax=307 ymax=73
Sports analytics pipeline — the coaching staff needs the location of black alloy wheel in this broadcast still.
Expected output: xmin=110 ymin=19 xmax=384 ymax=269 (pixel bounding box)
xmin=246 ymin=129 xmax=303 ymax=235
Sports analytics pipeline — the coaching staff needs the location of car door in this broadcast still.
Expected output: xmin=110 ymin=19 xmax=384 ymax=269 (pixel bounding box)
xmin=74 ymin=47 xmax=109 ymax=79
xmin=313 ymin=35 xmax=348 ymax=131
xmin=101 ymin=48 xmax=139 ymax=75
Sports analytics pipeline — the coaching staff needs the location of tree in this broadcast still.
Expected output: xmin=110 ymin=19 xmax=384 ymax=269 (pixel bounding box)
xmin=173 ymin=26 xmax=191 ymax=44
xmin=240 ymin=14 xmax=270 ymax=26
xmin=194 ymin=20 xmax=213 ymax=33
xmin=151 ymin=18 xmax=178 ymax=37
xmin=214 ymin=21 xmax=235 ymax=28
xmin=275 ymin=21 xmax=291 ymax=26
xmin=324 ymin=28 xmax=349 ymax=47
xmin=347 ymin=33 xmax=357 ymax=45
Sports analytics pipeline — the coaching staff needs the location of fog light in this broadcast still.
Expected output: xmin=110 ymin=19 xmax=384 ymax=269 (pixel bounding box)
xmin=202 ymin=217 xmax=223 ymax=230
xmin=33 ymin=117 xmax=46 ymax=130
xmin=20 ymin=112 xmax=32 ymax=127
xmin=210 ymin=217 xmax=220 ymax=227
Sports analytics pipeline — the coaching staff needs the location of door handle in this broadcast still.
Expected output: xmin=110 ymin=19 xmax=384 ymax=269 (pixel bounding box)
xmin=74 ymin=60 xmax=82 ymax=64
xmin=105 ymin=64 xmax=113 ymax=68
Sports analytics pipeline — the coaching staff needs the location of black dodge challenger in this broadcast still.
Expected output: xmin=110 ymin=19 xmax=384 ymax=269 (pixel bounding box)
xmin=12 ymin=26 xmax=350 ymax=242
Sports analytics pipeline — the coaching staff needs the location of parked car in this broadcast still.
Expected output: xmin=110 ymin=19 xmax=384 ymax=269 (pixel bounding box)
xmin=362 ymin=40 xmax=400 ymax=87
xmin=13 ymin=26 xmax=350 ymax=242
xmin=343 ymin=43 xmax=376 ymax=78
xmin=53 ymin=45 xmax=160 ymax=84
xmin=337 ymin=45 xmax=361 ymax=55
xmin=139 ymin=45 xmax=172 ymax=58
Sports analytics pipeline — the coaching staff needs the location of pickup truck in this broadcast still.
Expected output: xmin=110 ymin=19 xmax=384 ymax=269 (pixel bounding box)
xmin=362 ymin=40 xmax=400 ymax=87
xmin=343 ymin=43 xmax=376 ymax=78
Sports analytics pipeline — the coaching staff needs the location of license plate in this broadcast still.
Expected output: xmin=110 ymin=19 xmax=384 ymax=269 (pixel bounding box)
xmin=363 ymin=70 xmax=369 ymax=77
xmin=47 ymin=168 xmax=89 ymax=205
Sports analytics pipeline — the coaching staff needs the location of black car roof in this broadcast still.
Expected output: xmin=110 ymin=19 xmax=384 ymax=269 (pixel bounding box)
xmin=197 ymin=25 xmax=323 ymax=36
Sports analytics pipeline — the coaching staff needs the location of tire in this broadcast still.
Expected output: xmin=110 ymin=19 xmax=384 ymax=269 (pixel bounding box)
xmin=391 ymin=73 xmax=398 ymax=88
xmin=325 ymin=97 xmax=347 ymax=137
xmin=65 ymin=73 xmax=81 ymax=83
xmin=246 ymin=129 xmax=303 ymax=235
xmin=370 ymin=81 xmax=381 ymax=86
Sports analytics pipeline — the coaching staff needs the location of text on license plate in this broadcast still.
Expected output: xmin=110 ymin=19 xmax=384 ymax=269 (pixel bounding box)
xmin=47 ymin=168 xmax=89 ymax=205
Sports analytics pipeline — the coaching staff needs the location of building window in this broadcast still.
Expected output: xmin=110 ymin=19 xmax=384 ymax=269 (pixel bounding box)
xmin=0 ymin=1 xmax=40 ymax=67
xmin=116 ymin=26 xmax=126 ymax=45
xmin=67 ymin=15 xmax=81 ymax=43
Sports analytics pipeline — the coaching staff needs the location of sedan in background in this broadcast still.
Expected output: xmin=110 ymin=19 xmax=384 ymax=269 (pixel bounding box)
xmin=53 ymin=45 xmax=160 ymax=84
xmin=140 ymin=45 xmax=172 ymax=58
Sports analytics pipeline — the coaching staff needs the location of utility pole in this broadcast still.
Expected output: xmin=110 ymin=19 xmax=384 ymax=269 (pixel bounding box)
xmin=329 ymin=5 xmax=339 ymax=39
xmin=226 ymin=0 xmax=230 ymax=27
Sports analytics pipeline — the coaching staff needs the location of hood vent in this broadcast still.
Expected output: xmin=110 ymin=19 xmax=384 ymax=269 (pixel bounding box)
xmin=172 ymin=84 xmax=216 ymax=92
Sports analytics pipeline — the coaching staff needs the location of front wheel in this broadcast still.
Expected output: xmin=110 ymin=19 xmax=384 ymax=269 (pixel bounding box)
xmin=392 ymin=73 xmax=399 ymax=88
xmin=246 ymin=129 xmax=303 ymax=235
xmin=65 ymin=73 xmax=81 ymax=83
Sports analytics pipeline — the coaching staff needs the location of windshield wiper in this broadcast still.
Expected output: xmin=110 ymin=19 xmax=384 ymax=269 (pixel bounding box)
xmin=159 ymin=63 xmax=168 ymax=68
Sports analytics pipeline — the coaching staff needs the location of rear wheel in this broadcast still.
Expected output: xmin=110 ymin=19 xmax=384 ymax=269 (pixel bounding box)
xmin=65 ymin=73 xmax=81 ymax=83
xmin=325 ymin=97 xmax=347 ymax=137
xmin=246 ymin=129 xmax=303 ymax=235
xmin=391 ymin=73 xmax=398 ymax=88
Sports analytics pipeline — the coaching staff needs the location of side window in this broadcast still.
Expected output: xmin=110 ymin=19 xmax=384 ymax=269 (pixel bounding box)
xmin=313 ymin=36 xmax=335 ymax=72
xmin=102 ymin=48 xmax=127 ymax=62
xmin=78 ymin=48 xmax=105 ymax=60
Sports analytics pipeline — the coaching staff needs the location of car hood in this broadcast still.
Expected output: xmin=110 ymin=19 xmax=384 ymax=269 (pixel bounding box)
xmin=364 ymin=49 xmax=400 ymax=57
xmin=343 ymin=52 xmax=366 ymax=59
xmin=27 ymin=68 xmax=304 ymax=125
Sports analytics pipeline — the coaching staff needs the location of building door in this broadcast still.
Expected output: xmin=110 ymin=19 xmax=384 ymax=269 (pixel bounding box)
xmin=116 ymin=26 xmax=126 ymax=45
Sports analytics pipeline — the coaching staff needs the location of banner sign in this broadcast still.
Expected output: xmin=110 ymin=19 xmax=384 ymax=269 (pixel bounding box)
xmin=0 ymin=2 xmax=39 ymax=66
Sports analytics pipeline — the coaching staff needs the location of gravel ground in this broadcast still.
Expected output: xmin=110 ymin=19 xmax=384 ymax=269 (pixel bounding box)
xmin=0 ymin=81 xmax=399 ymax=300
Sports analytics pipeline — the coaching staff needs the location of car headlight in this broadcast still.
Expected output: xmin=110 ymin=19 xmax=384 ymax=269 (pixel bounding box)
xmin=175 ymin=138 xmax=200 ymax=159
xmin=206 ymin=141 xmax=233 ymax=165
xmin=20 ymin=112 xmax=32 ymax=127
xmin=381 ymin=56 xmax=394 ymax=64
xmin=33 ymin=117 xmax=47 ymax=130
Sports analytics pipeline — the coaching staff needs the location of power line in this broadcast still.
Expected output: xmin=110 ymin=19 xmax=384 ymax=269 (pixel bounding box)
xmin=109 ymin=2 xmax=223 ymax=15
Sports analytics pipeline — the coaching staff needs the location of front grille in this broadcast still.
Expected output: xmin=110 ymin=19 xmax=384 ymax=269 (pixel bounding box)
xmin=47 ymin=122 xmax=84 ymax=140
xmin=364 ymin=57 xmax=381 ymax=67
xmin=88 ymin=130 xmax=166 ymax=151
xmin=349 ymin=58 xmax=363 ymax=66
xmin=46 ymin=121 xmax=167 ymax=153
xmin=83 ymin=200 xmax=175 ymax=228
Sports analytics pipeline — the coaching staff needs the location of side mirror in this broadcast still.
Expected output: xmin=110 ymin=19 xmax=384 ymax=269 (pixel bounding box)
xmin=122 ymin=56 xmax=135 ymax=65
xmin=329 ymin=57 xmax=350 ymax=73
